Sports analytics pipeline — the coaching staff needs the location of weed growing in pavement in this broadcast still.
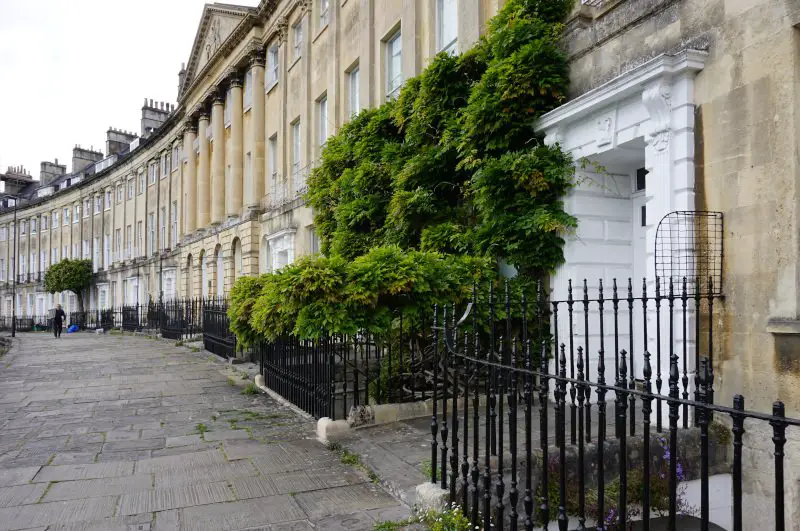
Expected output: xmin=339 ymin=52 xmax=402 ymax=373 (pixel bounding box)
xmin=241 ymin=382 xmax=259 ymax=395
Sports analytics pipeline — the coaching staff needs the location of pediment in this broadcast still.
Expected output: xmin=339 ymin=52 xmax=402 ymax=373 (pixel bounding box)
xmin=181 ymin=4 xmax=254 ymax=98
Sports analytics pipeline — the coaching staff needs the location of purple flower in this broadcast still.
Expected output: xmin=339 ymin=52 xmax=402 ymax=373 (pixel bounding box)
xmin=663 ymin=449 xmax=671 ymax=462
xmin=676 ymin=463 xmax=685 ymax=481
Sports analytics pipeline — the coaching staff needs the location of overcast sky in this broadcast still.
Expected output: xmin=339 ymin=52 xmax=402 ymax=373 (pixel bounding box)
xmin=0 ymin=0 xmax=258 ymax=179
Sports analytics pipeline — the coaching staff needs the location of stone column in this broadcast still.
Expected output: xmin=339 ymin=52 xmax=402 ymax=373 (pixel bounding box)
xmin=249 ymin=48 xmax=266 ymax=210
xmin=228 ymin=72 xmax=244 ymax=218
xmin=183 ymin=122 xmax=197 ymax=233
xmin=197 ymin=111 xmax=211 ymax=229
xmin=211 ymin=91 xmax=225 ymax=225
xmin=277 ymin=17 xmax=289 ymax=203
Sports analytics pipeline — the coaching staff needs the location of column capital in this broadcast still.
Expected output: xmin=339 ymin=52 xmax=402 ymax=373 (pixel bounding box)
xmin=248 ymin=44 xmax=266 ymax=68
xmin=184 ymin=120 xmax=197 ymax=134
xmin=275 ymin=16 xmax=289 ymax=43
xmin=226 ymin=69 xmax=243 ymax=89
xmin=211 ymin=88 xmax=225 ymax=105
xmin=295 ymin=0 xmax=311 ymax=15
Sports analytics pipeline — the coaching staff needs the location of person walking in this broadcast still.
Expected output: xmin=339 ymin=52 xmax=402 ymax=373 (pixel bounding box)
xmin=52 ymin=304 xmax=66 ymax=338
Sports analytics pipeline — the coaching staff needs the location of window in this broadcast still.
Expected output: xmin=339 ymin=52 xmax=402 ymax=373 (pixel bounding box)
xmin=103 ymin=234 xmax=110 ymax=266
xmin=19 ymin=221 xmax=25 ymax=235
xmin=30 ymin=219 xmax=36 ymax=234
xmin=149 ymin=163 xmax=157 ymax=184
xmin=95 ymin=196 xmax=102 ymax=214
xmin=172 ymin=145 xmax=180 ymax=169
xmin=82 ymin=239 xmax=89 ymax=259
xmin=20 ymin=255 xmax=26 ymax=276
xmin=41 ymin=251 xmax=47 ymax=273
xmin=93 ymin=237 xmax=99 ymax=271
xmin=117 ymin=185 xmax=123 ymax=203
xmin=128 ymin=180 xmax=134 ymax=199
xmin=437 ymin=0 xmax=457 ymax=54
xmin=318 ymin=95 xmax=328 ymax=151
xmin=126 ymin=225 xmax=132 ymax=259
xmin=148 ymin=213 xmax=155 ymax=255
xmin=29 ymin=253 xmax=35 ymax=275
xmin=41 ymin=216 xmax=48 ymax=231
xmin=171 ymin=201 xmax=178 ymax=245
xmin=160 ymin=154 xmax=167 ymax=177
xmin=269 ymin=135 xmax=278 ymax=181
xmin=105 ymin=190 xmax=112 ymax=210
xmin=636 ymin=167 xmax=648 ymax=192
xmin=292 ymin=21 xmax=303 ymax=60
xmin=160 ymin=207 xmax=167 ymax=250
xmin=0 ymin=227 xmax=5 ymax=241
xmin=63 ymin=208 xmax=70 ymax=226
xmin=52 ymin=212 xmax=58 ymax=227
xmin=164 ymin=153 xmax=171 ymax=177
xmin=84 ymin=199 xmax=91 ymax=217
xmin=51 ymin=247 xmax=57 ymax=264
xmin=63 ymin=245 xmax=69 ymax=260
xmin=348 ymin=66 xmax=360 ymax=117
xmin=224 ymin=88 xmax=232 ymax=126
xmin=73 ymin=204 xmax=80 ymax=223
xmin=319 ymin=0 xmax=329 ymax=28
xmin=310 ymin=227 xmax=320 ymax=254
xmin=386 ymin=30 xmax=403 ymax=99
xmin=137 ymin=221 xmax=143 ymax=257
xmin=244 ymin=70 xmax=253 ymax=109
xmin=267 ymin=45 xmax=279 ymax=87
xmin=291 ymin=120 xmax=301 ymax=182
xmin=0 ymin=259 xmax=5 ymax=281
xmin=138 ymin=172 xmax=145 ymax=193
xmin=114 ymin=230 xmax=121 ymax=261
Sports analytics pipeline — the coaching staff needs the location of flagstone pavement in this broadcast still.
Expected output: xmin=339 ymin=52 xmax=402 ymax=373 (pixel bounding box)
xmin=0 ymin=332 xmax=410 ymax=531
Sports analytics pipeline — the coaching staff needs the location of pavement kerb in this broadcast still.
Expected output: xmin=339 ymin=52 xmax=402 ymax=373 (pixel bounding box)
xmin=253 ymin=374 xmax=314 ymax=422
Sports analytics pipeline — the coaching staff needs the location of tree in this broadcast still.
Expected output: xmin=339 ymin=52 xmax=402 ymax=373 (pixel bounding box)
xmin=43 ymin=259 xmax=93 ymax=312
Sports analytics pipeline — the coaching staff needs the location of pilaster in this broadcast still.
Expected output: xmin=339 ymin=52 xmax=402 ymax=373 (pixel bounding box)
xmin=183 ymin=122 xmax=198 ymax=233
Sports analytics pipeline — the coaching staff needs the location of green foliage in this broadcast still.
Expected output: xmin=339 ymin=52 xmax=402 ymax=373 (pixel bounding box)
xmin=229 ymin=245 xmax=492 ymax=340
xmin=43 ymin=259 xmax=93 ymax=311
xmin=241 ymin=382 xmax=259 ymax=396
xmin=233 ymin=0 xmax=575 ymax=344
xmin=373 ymin=504 xmax=474 ymax=531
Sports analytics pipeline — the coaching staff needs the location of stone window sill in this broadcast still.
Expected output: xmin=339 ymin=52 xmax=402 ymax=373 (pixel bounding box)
xmin=314 ymin=24 xmax=328 ymax=44
xmin=288 ymin=56 xmax=301 ymax=73
xmin=767 ymin=319 xmax=800 ymax=335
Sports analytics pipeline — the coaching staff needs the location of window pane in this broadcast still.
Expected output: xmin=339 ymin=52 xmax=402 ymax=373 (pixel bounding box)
xmin=349 ymin=67 xmax=360 ymax=116
xmin=438 ymin=0 xmax=457 ymax=53
xmin=387 ymin=32 xmax=402 ymax=98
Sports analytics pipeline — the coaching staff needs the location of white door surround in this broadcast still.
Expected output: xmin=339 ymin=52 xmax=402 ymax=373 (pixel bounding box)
xmin=536 ymin=50 xmax=707 ymax=412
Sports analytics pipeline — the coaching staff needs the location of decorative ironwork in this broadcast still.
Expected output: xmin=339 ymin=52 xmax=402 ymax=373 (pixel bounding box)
xmin=655 ymin=210 xmax=723 ymax=296
xmin=203 ymin=297 xmax=235 ymax=358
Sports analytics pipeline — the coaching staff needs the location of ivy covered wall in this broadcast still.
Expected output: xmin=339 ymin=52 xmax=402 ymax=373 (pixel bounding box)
xmin=230 ymin=0 xmax=577 ymax=341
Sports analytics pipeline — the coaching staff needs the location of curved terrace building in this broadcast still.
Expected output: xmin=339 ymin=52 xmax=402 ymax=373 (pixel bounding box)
xmin=0 ymin=0 xmax=486 ymax=316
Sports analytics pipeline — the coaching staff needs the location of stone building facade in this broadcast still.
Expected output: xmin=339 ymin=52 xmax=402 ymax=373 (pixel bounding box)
xmin=535 ymin=1 xmax=800 ymax=527
xmin=0 ymin=0 xmax=495 ymax=315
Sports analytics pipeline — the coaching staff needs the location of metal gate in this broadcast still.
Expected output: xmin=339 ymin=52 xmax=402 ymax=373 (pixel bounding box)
xmin=122 ymin=305 xmax=141 ymax=331
xmin=202 ymin=298 xmax=235 ymax=358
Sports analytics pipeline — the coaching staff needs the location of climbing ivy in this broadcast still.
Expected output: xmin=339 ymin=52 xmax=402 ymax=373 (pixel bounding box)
xmin=231 ymin=0 xmax=576 ymax=340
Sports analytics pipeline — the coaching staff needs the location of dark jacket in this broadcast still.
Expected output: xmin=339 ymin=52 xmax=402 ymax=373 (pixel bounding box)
xmin=53 ymin=309 xmax=66 ymax=325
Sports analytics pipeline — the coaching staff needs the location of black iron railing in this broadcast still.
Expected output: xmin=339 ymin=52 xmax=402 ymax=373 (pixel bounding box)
xmin=203 ymin=297 xmax=235 ymax=358
xmin=426 ymin=280 xmax=796 ymax=531
xmin=254 ymin=317 xmax=428 ymax=420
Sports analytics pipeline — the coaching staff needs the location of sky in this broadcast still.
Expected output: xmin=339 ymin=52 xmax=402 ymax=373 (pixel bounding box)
xmin=0 ymin=0 xmax=259 ymax=179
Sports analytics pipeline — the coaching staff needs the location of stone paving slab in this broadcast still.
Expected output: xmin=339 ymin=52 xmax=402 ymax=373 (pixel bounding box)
xmin=43 ymin=474 xmax=155 ymax=502
xmin=0 ymin=333 xmax=407 ymax=530
xmin=0 ymin=495 xmax=118 ymax=530
xmin=118 ymin=482 xmax=236 ymax=515
xmin=0 ymin=466 xmax=39 ymax=487
xmin=293 ymin=483 xmax=400 ymax=520
xmin=0 ymin=482 xmax=47 ymax=507
xmin=33 ymin=460 xmax=135 ymax=482
xmin=177 ymin=495 xmax=307 ymax=530
xmin=153 ymin=460 xmax=258 ymax=488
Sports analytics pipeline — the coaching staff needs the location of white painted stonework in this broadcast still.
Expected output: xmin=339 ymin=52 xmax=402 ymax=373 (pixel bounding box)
xmin=536 ymin=50 xmax=707 ymax=421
